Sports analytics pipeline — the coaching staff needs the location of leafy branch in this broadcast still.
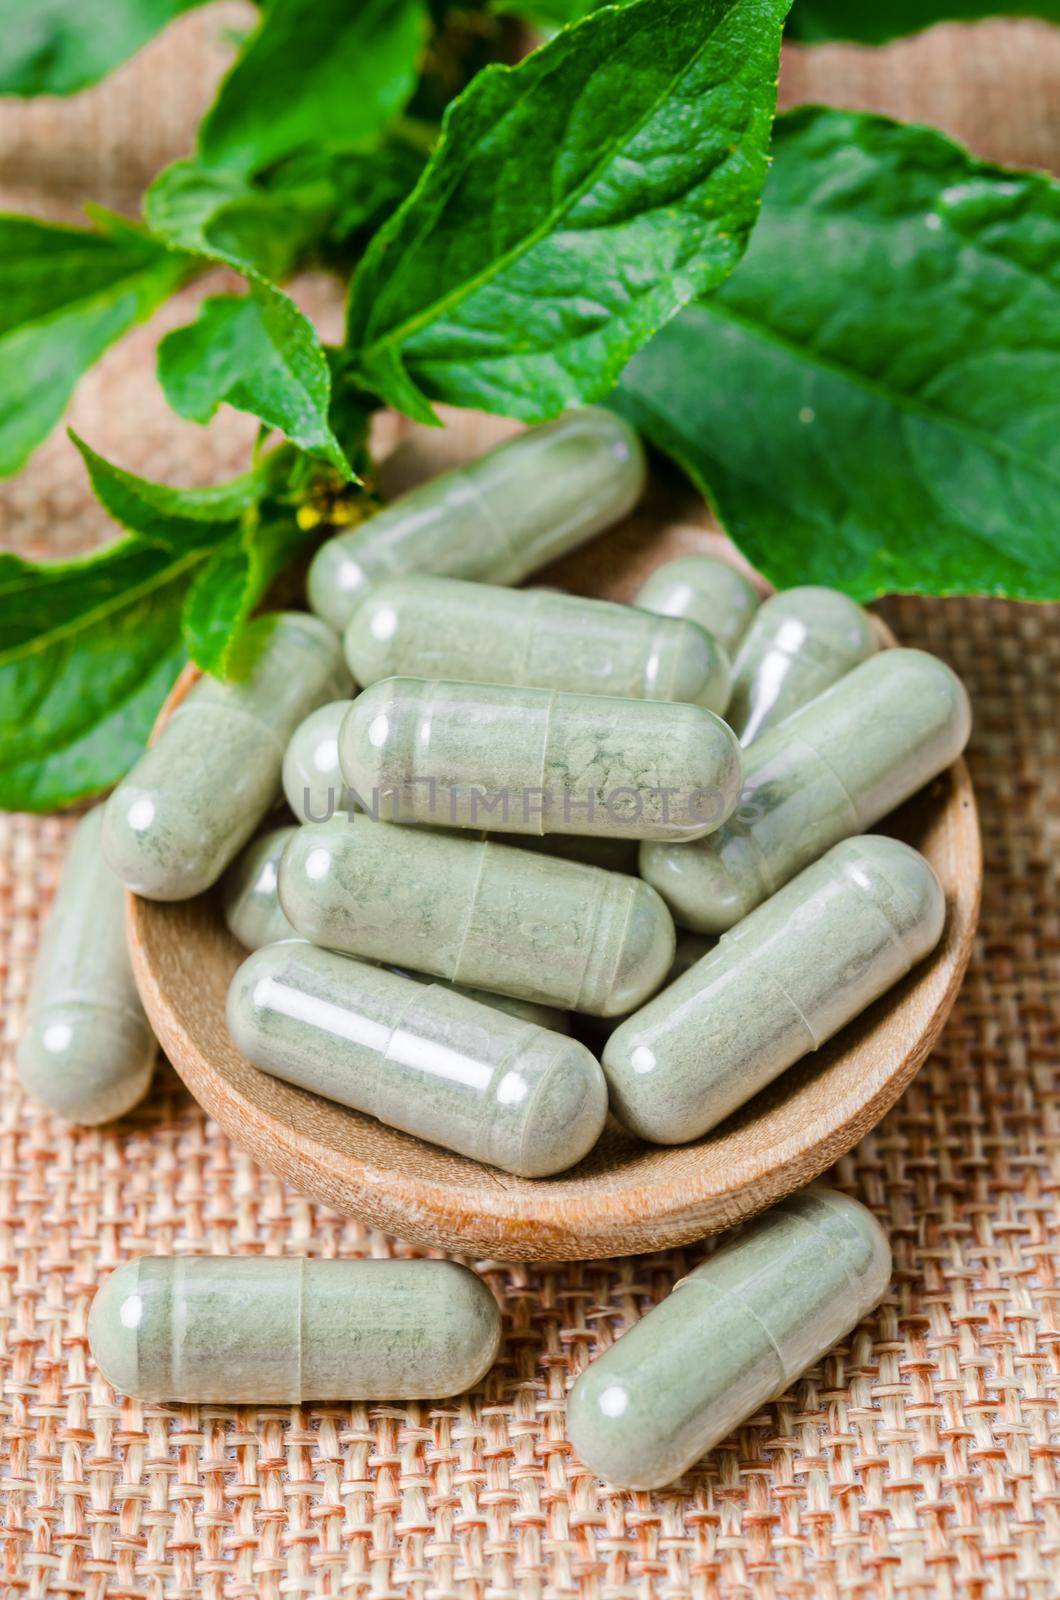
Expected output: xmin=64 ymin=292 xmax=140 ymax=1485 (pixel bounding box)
xmin=0 ymin=0 xmax=1057 ymax=810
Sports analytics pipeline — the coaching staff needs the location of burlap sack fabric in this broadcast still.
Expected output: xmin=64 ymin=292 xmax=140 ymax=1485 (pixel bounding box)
xmin=0 ymin=7 xmax=1057 ymax=1597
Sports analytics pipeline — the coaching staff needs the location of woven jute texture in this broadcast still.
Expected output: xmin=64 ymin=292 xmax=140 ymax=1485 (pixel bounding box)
xmin=1 ymin=11 xmax=1058 ymax=1599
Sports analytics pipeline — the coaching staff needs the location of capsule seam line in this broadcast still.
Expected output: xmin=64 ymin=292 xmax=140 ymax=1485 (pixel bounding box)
xmin=183 ymin=697 xmax=289 ymax=760
xmin=535 ymin=692 xmax=557 ymax=835
xmin=451 ymin=840 xmax=492 ymax=984
xmin=796 ymin=738 xmax=866 ymax=832
xmin=519 ymin=592 xmax=547 ymax=685
xmin=846 ymin=871 xmax=920 ymax=973
xmin=465 ymin=474 xmax=519 ymax=563
xmin=583 ymin=870 xmax=629 ymax=1014
xmin=749 ymin=958 xmax=822 ymax=1051
xmin=417 ymin=681 xmax=441 ymax=813
xmin=383 ymin=982 xmax=441 ymax=1076
xmin=676 ymin=1278 xmax=790 ymax=1389
xmin=171 ymin=1259 xmax=188 ymax=1404
xmin=511 ymin=1023 xmax=556 ymax=1174
xmin=731 ymin=1293 xmax=792 ymax=1391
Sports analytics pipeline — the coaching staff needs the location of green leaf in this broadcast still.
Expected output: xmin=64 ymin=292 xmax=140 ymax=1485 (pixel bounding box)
xmin=70 ymin=429 xmax=278 ymax=548
xmin=0 ymin=0 xmax=211 ymax=97
xmin=72 ymin=432 xmax=327 ymax=666
xmin=181 ymin=515 xmax=315 ymax=674
xmin=0 ymin=212 xmax=189 ymax=476
xmin=198 ymin=0 xmax=428 ymax=176
xmin=615 ymin=107 xmax=1060 ymax=600
xmin=0 ymin=541 xmax=195 ymax=810
xmin=0 ymin=439 xmax=324 ymax=806
xmin=156 ymin=291 xmax=353 ymax=475
xmin=180 ymin=539 xmax=250 ymax=676
xmin=787 ymin=0 xmax=1060 ymax=44
xmin=144 ymin=165 xmax=356 ymax=479
xmin=345 ymin=0 xmax=791 ymax=424
xmin=142 ymin=159 xmax=336 ymax=280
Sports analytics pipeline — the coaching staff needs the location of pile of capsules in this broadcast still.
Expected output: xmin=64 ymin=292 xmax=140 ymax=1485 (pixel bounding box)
xmin=18 ymin=409 xmax=971 ymax=1490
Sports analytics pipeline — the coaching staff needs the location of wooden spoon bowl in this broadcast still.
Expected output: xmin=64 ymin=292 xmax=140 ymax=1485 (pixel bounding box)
xmin=127 ymin=422 xmax=980 ymax=1261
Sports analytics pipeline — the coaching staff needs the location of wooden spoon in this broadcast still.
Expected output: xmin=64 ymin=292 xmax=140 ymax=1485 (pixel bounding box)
xmin=127 ymin=419 xmax=980 ymax=1262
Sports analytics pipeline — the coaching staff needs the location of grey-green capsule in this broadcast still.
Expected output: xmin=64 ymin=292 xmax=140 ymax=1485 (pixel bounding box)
xmin=17 ymin=807 xmax=155 ymax=1124
xmin=89 ymin=1255 xmax=501 ymax=1403
xmin=634 ymin=555 xmax=760 ymax=658
xmin=566 ymin=1186 xmax=890 ymax=1489
xmin=222 ymin=830 xmax=568 ymax=1030
xmin=282 ymin=699 xmax=357 ymax=822
xmin=340 ymin=679 xmax=742 ymax=842
xmin=279 ymin=817 xmax=675 ymax=1016
xmin=640 ymin=648 xmax=971 ymax=934
xmin=103 ymin=614 xmax=349 ymax=900
xmin=222 ymin=827 xmax=302 ymax=950
xmin=345 ymin=576 xmax=731 ymax=713
xmin=228 ymin=944 xmax=605 ymax=1176
xmin=605 ymin=836 xmax=945 ymax=1144
xmin=307 ymin=409 xmax=646 ymax=631
xmin=727 ymin=586 xmax=877 ymax=743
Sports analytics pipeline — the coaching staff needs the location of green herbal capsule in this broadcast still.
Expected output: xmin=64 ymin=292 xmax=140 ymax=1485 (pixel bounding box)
xmin=279 ymin=818 xmax=675 ymax=1017
xmin=103 ymin=614 xmax=349 ymax=900
xmin=606 ymin=836 xmax=945 ymax=1144
xmin=566 ymin=1186 xmax=890 ymax=1489
xmin=308 ymin=409 xmax=646 ymax=631
xmin=89 ymin=1255 xmax=501 ymax=1403
xmin=17 ymin=807 xmax=155 ymax=1124
xmin=340 ymin=678 xmax=742 ymax=842
xmin=345 ymin=576 xmax=731 ymax=712
xmin=640 ymin=648 xmax=970 ymax=933
xmin=228 ymin=944 xmax=604 ymax=1176
xmin=282 ymin=699 xmax=357 ymax=822
xmin=727 ymin=586 xmax=877 ymax=743
xmin=634 ymin=555 xmax=760 ymax=658
xmin=222 ymin=831 xmax=568 ymax=1030
xmin=222 ymin=827 xmax=302 ymax=950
